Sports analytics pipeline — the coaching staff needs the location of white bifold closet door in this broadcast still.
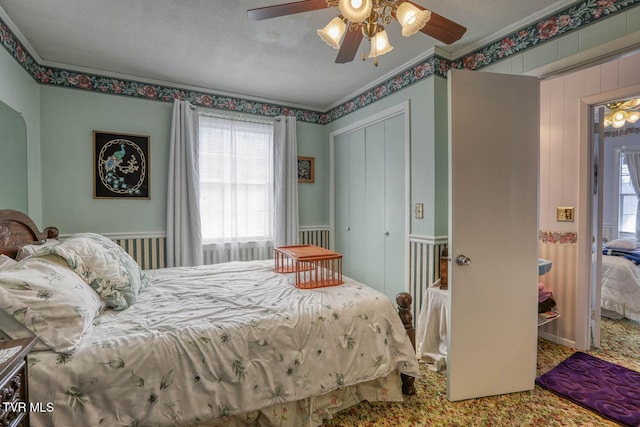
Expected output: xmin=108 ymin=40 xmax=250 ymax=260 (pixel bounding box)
xmin=334 ymin=114 xmax=405 ymax=300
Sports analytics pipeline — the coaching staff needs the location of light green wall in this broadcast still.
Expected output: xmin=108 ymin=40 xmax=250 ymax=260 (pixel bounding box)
xmin=39 ymin=86 xmax=327 ymax=234
xmin=433 ymin=77 xmax=448 ymax=237
xmin=0 ymin=46 xmax=42 ymax=224
xmin=295 ymin=121 xmax=328 ymax=226
xmin=325 ymin=77 xmax=445 ymax=238
xmin=40 ymin=86 xmax=171 ymax=234
xmin=0 ymin=100 xmax=27 ymax=212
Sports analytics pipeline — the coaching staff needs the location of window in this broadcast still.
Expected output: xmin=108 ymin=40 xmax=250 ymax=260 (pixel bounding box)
xmin=199 ymin=115 xmax=274 ymax=243
xmin=619 ymin=152 xmax=638 ymax=238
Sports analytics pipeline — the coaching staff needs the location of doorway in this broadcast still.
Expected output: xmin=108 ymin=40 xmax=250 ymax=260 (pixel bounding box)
xmin=588 ymin=93 xmax=640 ymax=349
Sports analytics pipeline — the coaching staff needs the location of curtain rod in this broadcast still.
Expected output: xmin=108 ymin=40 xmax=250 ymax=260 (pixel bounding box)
xmin=198 ymin=110 xmax=277 ymax=125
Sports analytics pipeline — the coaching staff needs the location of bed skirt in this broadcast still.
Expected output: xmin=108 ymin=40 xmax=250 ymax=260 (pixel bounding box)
xmin=197 ymin=372 xmax=403 ymax=427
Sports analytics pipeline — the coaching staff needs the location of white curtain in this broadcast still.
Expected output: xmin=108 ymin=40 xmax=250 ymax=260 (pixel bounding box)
xmin=623 ymin=151 xmax=640 ymax=239
xmin=273 ymin=115 xmax=299 ymax=248
xmin=199 ymin=115 xmax=275 ymax=263
xmin=166 ymin=99 xmax=203 ymax=267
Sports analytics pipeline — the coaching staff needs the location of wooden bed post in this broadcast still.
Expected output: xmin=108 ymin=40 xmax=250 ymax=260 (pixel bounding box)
xmin=396 ymin=292 xmax=416 ymax=395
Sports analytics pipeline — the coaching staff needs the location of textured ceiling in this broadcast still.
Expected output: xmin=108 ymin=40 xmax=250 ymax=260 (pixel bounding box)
xmin=0 ymin=0 xmax=575 ymax=110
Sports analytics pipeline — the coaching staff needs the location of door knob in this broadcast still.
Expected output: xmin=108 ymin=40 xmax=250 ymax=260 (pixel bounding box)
xmin=455 ymin=255 xmax=471 ymax=266
xmin=385 ymin=231 xmax=390 ymax=236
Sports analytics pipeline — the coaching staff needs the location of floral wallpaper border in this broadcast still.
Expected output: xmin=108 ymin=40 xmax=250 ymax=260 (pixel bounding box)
xmin=450 ymin=0 xmax=639 ymax=71
xmin=1 ymin=0 xmax=638 ymax=124
xmin=539 ymin=230 xmax=579 ymax=244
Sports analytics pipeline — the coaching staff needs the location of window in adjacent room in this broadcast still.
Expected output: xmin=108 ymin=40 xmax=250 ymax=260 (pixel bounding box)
xmin=198 ymin=115 xmax=274 ymax=243
xmin=618 ymin=152 xmax=638 ymax=239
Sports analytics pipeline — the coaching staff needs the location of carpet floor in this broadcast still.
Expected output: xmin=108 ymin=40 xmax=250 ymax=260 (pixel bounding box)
xmin=323 ymin=317 xmax=640 ymax=426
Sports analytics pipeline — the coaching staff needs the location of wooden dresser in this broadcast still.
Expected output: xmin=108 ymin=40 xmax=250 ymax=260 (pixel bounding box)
xmin=0 ymin=338 xmax=37 ymax=427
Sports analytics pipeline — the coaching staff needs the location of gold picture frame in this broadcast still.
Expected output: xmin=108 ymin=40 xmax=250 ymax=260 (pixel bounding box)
xmin=297 ymin=156 xmax=314 ymax=183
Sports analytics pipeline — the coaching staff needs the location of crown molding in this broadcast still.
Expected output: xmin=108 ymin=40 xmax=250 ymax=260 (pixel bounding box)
xmin=0 ymin=6 xmax=41 ymax=63
xmin=449 ymin=0 xmax=579 ymax=60
xmin=38 ymin=59 xmax=323 ymax=113
xmin=327 ymin=46 xmax=438 ymax=111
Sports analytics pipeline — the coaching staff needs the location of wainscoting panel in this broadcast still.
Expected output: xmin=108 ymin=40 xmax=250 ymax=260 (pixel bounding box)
xmin=539 ymin=240 xmax=578 ymax=347
xmin=299 ymin=227 xmax=330 ymax=249
xmin=409 ymin=238 xmax=448 ymax=323
xmin=107 ymin=227 xmax=330 ymax=270
xmin=202 ymin=242 xmax=274 ymax=265
xmin=112 ymin=235 xmax=166 ymax=271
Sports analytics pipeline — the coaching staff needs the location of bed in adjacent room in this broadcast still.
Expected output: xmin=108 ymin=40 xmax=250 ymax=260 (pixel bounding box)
xmin=601 ymin=238 xmax=640 ymax=322
xmin=0 ymin=209 xmax=420 ymax=427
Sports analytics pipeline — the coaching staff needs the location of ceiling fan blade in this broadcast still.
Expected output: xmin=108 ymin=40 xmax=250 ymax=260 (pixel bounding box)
xmin=335 ymin=29 xmax=363 ymax=64
xmin=620 ymin=98 xmax=640 ymax=109
xmin=248 ymin=0 xmax=330 ymax=21
xmin=405 ymin=1 xmax=466 ymax=45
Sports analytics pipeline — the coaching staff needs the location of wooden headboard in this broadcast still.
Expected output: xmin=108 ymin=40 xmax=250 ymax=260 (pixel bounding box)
xmin=0 ymin=210 xmax=59 ymax=259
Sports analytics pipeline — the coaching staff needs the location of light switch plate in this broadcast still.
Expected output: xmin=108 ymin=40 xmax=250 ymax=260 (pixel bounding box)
xmin=557 ymin=206 xmax=574 ymax=222
xmin=415 ymin=203 xmax=424 ymax=219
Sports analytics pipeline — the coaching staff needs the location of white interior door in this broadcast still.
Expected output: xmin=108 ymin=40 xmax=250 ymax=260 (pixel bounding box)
xmin=384 ymin=114 xmax=406 ymax=297
xmin=332 ymin=105 xmax=408 ymax=301
xmin=365 ymin=122 xmax=386 ymax=292
xmin=349 ymin=131 xmax=368 ymax=282
xmin=590 ymin=105 xmax=605 ymax=348
xmin=447 ymin=69 xmax=540 ymax=401
xmin=335 ymin=133 xmax=351 ymax=273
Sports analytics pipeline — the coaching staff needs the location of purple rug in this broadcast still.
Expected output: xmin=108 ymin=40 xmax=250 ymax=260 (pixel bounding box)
xmin=536 ymin=352 xmax=640 ymax=426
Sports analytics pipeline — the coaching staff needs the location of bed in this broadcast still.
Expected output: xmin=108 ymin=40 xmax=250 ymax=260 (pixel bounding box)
xmin=0 ymin=209 xmax=420 ymax=427
xmin=601 ymin=245 xmax=640 ymax=322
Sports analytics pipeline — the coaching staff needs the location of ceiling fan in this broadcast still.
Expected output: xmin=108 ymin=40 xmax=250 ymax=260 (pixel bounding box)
xmin=604 ymin=98 xmax=640 ymax=128
xmin=247 ymin=0 xmax=467 ymax=66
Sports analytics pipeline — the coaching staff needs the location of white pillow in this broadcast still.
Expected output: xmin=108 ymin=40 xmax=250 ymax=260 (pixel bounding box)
xmin=606 ymin=238 xmax=639 ymax=250
xmin=0 ymin=310 xmax=51 ymax=351
xmin=16 ymin=240 xmax=60 ymax=261
xmin=0 ymin=254 xmax=104 ymax=353
xmin=0 ymin=255 xmax=17 ymax=271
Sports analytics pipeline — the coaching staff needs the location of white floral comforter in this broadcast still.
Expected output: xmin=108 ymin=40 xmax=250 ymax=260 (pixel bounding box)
xmin=601 ymin=255 xmax=640 ymax=322
xmin=28 ymin=260 xmax=419 ymax=426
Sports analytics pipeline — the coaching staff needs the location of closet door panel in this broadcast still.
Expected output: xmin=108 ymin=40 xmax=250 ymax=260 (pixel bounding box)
xmin=348 ymin=130 xmax=368 ymax=282
xmin=384 ymin=114 xmax=406 ymax=296
xmin=334 ymin=134 xmax=351 ymax=274
xmin=364 ymin=122 xmax=386 ymax=293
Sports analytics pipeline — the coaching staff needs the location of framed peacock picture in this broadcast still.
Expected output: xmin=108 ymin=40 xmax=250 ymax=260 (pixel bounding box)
xmin=93 ymin=131 xmax=150 ymax=199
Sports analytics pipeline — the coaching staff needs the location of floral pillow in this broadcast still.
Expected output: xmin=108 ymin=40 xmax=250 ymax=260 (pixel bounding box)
xmin=31 ymin=233 xmax=147 ymax=310
xmin=0 ymin=309 xmax=51 ymax=351
xmin=0 ymin=254 xmax=17 ymax=271
xmin=0 ymin=254 xmax=104 ymax=353
xmin=15 ymin=239 xmax=60 ymax=261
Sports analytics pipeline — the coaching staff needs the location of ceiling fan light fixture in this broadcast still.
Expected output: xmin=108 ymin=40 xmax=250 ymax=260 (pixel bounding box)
xmin=612 ymin=118 xmax=626 ymax=129
xmin=613 ymin=110 xmax=628 ymax=122
xmin=317 ymin=16 xmax=347 ymax=49
xmin=368 ymin=28 xmax=393 ymax=58
xmin=603 ymin=99 xmax=640 ymax=127
xmin=396 ymin=2 xmax=431 ymax=37
xmin=628 ymin=111 xmax=640 ymax=124
xmin=339 ymin=0 xmax=372 ymax=23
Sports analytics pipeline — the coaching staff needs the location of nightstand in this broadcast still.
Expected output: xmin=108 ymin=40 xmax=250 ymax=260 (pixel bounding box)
xmin=0 ymin=337 xmax=37 ymax=427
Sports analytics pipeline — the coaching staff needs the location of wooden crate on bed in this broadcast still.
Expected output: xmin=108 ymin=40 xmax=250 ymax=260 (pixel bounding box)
xmin=274 ymin=244 xmax=343 ymax=289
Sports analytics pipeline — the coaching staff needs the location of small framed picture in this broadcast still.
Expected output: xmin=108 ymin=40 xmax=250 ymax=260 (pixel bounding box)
xmin=94 ymin=131 xmax=150 ymax=199
xmin=297 ymin=156 xmax=314 ymax=183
